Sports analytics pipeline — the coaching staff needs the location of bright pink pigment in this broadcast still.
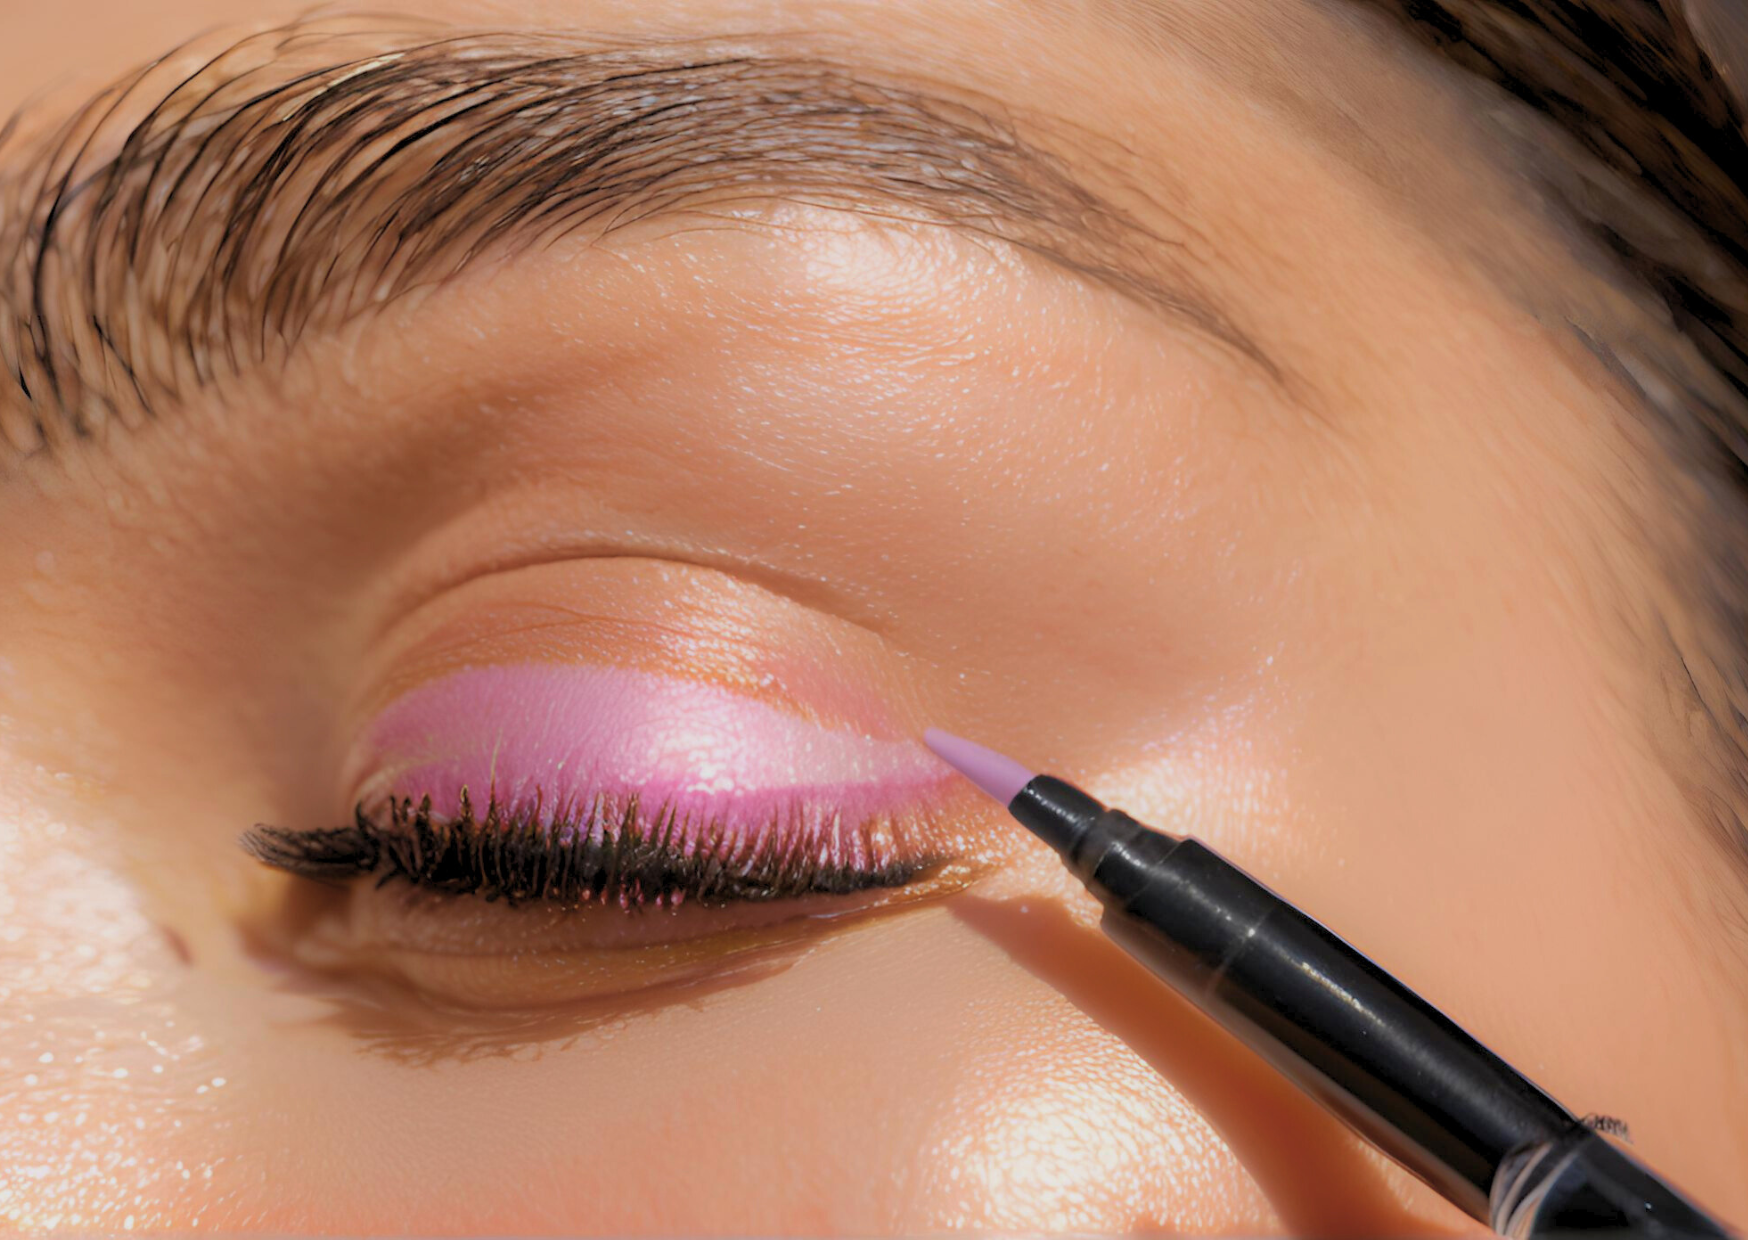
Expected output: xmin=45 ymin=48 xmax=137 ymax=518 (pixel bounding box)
xmin=350 ymin=664 xmax=951 ymax=856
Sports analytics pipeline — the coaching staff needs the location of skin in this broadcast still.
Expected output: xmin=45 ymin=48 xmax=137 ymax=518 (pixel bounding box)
xmin=2 ymin=0 xmax=1746 ymax=1232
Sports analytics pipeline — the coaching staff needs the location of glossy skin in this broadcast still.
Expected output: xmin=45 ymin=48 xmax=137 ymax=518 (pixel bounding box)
xmin=3 ymin=0 xmax=1747 ymax=1232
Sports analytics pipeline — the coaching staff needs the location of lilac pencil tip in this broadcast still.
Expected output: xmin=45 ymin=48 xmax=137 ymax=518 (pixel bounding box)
xmin=923 ymin=727 xmax=1036 ymax=806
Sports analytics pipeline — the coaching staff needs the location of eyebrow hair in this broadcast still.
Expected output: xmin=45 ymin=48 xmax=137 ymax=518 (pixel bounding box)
xmin=0 ymin=20 xmax=1272 ymax=462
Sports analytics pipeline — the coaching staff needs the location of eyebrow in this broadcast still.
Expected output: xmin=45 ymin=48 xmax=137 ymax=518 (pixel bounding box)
xmin=0 ymin=20 xmax=1273 ymax=461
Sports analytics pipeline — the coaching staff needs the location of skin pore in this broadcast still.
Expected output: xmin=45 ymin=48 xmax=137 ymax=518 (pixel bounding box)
xmin=3 ymin=0 xmax=1747 ymax=1232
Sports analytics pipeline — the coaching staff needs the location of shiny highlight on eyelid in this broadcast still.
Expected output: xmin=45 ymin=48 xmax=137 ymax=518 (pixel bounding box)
xmin=349 ymin=663 xmax=952 ymax=854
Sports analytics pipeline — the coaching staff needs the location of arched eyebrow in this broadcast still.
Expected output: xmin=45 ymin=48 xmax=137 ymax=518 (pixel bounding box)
xmin=0 ymin=21 xmax=1275 ymax=462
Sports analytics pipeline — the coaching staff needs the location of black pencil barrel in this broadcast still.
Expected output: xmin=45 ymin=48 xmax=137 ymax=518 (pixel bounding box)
xmin=1008 ymin=775 xmax=1733 ymax=1236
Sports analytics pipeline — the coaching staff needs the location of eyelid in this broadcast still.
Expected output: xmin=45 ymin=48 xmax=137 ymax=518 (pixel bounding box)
xmin=243 ymin=530 xmax=1008 ymax=1007
xmin=325 ymin=659 xmax=957 ymax=908
xmin=290 ymin=555 xmax=1005 ymax=914
xmin=350 ymin=555 xmax=916 ymax=743
xmin=349 ymin=661 xmax=950 ymax=837
xmin=244 ymin=647 xmax=991 ymax=1007
xmin=342 ymin=553 xmax=952 ymax=871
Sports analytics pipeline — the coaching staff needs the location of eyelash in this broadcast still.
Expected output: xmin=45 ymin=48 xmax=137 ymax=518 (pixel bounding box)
xmin=241 ymin=790 xmax=933 ymax=910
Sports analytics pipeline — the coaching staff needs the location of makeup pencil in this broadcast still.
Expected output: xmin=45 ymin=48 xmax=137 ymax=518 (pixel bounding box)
xmin=923 ymin=728 xmax=1736 ymax=1239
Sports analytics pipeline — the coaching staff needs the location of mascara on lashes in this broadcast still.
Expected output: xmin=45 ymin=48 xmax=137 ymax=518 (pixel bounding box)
xmin=243 ymin=664 xmax=956 ymax=908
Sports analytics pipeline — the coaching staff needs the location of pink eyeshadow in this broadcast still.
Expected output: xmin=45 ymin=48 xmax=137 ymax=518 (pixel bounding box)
xmin=349 ymin=664 xmax=950 ymax=854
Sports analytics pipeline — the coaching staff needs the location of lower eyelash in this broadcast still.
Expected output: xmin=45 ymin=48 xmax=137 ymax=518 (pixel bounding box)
xmin=241 ymin=789 xmax=934 ymax=909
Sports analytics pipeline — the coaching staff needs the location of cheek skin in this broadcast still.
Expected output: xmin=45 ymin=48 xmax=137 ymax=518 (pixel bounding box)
xmin=180 ymin=904 xmax=1287 ymax=1234
xmin=165 ymin=889 xmax=1459 ymax=1234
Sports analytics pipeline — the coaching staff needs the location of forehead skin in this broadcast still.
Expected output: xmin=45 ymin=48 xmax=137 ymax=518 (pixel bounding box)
xmin=1 ymin=0 xmax=1746 ymax=1234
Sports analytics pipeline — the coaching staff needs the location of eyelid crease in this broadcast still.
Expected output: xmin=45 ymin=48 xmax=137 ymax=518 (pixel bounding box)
xmin=0 ymin=16 xmax=1276 ymax=462
xmin=363 ymin=547 xmax=885 ymax=657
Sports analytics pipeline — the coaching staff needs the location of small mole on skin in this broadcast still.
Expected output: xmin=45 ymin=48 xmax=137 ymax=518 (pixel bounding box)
xmin=157 ymin=923 xmax=194 ymax=965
